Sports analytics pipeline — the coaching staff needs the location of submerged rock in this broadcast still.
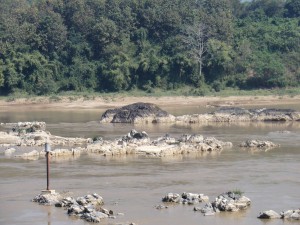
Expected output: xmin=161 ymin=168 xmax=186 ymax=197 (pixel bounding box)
xmin=240 ymin=140 xmax=279 ymax=149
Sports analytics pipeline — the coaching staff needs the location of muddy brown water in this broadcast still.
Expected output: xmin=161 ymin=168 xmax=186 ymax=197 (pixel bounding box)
xmin=0 ymin=104 xmax=300 ymax=225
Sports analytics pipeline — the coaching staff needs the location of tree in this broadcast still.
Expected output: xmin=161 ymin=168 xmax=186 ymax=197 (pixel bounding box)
xmin=206 ymin=39 xmax=234 ymax=82
xmin=182 ymin=22 xmax=208 ymax=86
xmin=0 ymin=59 xmax=4 ymax=87
xmin=285 ymin=0 xmax=300 ymax=17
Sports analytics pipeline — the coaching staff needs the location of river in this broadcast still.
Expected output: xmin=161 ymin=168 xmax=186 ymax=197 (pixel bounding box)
xmin=0 ymin=104 xmax=300 ymax=225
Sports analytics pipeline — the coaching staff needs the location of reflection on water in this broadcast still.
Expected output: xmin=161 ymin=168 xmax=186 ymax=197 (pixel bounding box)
xmin=0 ymin=106 xmax=300 ymax=225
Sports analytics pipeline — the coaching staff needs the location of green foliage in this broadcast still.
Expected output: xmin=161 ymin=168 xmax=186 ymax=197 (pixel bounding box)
xmin=0 ymin=0 xmax=299 ymax=96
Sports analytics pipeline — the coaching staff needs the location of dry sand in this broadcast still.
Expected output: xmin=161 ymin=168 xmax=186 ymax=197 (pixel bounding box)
xmin=0 ymin=95 xmax=299 ymax=111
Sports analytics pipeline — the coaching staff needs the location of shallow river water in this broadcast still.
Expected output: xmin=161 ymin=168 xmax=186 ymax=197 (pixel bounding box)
xmin=0 ymin=104 xmax=300 ymax=225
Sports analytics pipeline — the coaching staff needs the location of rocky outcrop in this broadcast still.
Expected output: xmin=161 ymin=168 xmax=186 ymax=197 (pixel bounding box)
xmin=87 ymin=130 xmax=232 ymax=157
xmin=1 ymin=124 xmax=231 ymax=158
xmin=176 ymin=107 xmax=300 ymax=123
xmin=0 ymin=127 xmax=92 ymax=147
xmin=100 ymin=102 xmax=175 ymax=123
xmin=258 ymin=209 xmax=300 ymax=220
xmin=240 ymin=140 xmax=279 ymax=149
xmin=197 ymin=192 xmax=251 ymax=216
xmin=100 ymin=104 xmax=300 ymax=124
xmin=162 ymin=192 xmax=209 ymax=205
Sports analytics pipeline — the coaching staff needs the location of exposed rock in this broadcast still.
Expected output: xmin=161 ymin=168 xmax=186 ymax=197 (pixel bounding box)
xmin=32 ymin=192 xmax=63 ymax=206
xmin=240 ymin=140 xmax=279 ymax=149
xmin=197 ymin=191 xmax=251 ymax=216
xmin=207 ymin=107 xmax=300 ymax=122
xmin=0 ymin=124 xmax=92 ymax=147
xmin=33 ymin=192 xmax=117 ymax=223
xmin=211 ymin=192 xmax=251 ymax=212
xmin=88 ymin=131 xmax=231 ymax=157
xmin=0 ymin=132 xmax=21 ymax=146
xmin=258 ymin=210 xmax=281 ymax=219
xmin=162 ymin=192 xmax=209 ymax=205
xmin=49 ymin=148 xmax=83 ymax=157
xmin=100 ymin=102 xmax=175 ymax=123
xmin=162 ymin=193 xmax=181 ymax=203
xmin=281 ymin=209 xmax=300 ymax=220
xmin=58 ymin=193 xmax=113 ymax=223
xmin=195 ymin=203 xmax=220 ymax=216
xmin=100 ymin=105 xmax=300 ymax=124
xmin=258 ymin=209 xmax=300 ymax=220
xmin=2 ymin=123 xmax=232 ymax=159
xmin=121 ymin=129 xmax=150 ymax=144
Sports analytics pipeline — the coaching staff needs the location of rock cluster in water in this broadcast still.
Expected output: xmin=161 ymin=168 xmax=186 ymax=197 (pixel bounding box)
xmin=87 ymin=130 xmax=232 ymax=157
xmin=196 ymin=192 xmax=251 ymax=216
xmin=162 ymin=192 xmax=209 ymax=205
xmin=33 ymin=192 xmax=118 ymax=223
xmin=160 ymin=191 xmax=251 ymax=216
xmin=100 ymin=103 xmax=300 ymax=124
xmin=258 ymin=209 xmax=300 ymax=220
xmin=2 ymin=121 xmax=284 ymax=161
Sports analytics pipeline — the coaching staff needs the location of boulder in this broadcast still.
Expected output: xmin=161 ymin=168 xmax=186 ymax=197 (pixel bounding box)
xmin=281 ymin=209 xmax=300 ymax=220
xmin=258 ymin=210 xmax=281 ymax=219
xmin=32 ymin=192 xmax=63 ymax=206
xmin=258 ymin=209 xmax=300 ymax=220
xmin=100 ymin=102 xmax=175 ymax=123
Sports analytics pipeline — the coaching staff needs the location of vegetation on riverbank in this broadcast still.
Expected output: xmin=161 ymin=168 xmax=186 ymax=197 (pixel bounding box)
xmin=0 ymin=0 xmax=299 ymax=96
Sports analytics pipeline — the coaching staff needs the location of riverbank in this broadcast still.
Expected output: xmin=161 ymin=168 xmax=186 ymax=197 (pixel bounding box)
xmin=1 ymin=95 xmax=300 ymax=111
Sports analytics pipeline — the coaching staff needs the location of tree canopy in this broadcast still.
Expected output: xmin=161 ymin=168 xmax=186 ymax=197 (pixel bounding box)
xmin=0 ymin=0 xmax=299 ymax=95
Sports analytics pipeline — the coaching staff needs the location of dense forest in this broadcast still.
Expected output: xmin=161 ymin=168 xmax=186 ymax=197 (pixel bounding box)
xmin=0 ymin=0 xmax=299 ymax=95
